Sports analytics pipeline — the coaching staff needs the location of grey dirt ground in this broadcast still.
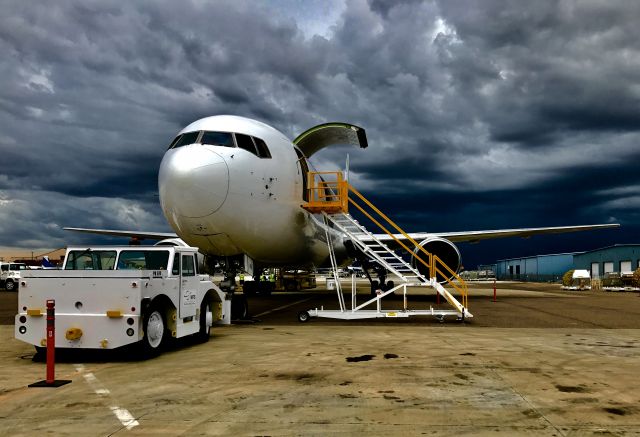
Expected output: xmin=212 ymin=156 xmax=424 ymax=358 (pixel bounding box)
xmin=1 ymin=283 xmax=639 ymax=435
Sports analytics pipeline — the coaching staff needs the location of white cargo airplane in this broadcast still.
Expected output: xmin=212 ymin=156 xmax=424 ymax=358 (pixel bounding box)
xmin=66 ymin=115 xmax=618 ymax=293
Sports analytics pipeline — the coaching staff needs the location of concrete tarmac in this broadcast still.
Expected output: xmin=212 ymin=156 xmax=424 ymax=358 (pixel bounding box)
xmin=1 ymin=283 xmax=640 ymax=435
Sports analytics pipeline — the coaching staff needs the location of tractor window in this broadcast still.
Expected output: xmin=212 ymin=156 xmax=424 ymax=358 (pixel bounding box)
xmin=65 ymin=251 xmax=117 ymax=270
xmin=117 ymin=250 xmax=170 ymax=270
xmin=172 ymin=254 xmax=179 ymax=276
xmin=181 ymin=255 xmax=195 ymax=276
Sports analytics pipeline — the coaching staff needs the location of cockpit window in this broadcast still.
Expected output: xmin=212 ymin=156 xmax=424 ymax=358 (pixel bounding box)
xmin=253 ymin=137 xmax=272 ymax=159
xmin=201 ymin=131 xmax=234 ymax=147
xmin=170 ymin=131 xmax=200 ymax=149
xmin=235 ymin=133 xmax=258 ymax=155
xmin=167 ymin=130 xmax=269 ymax=156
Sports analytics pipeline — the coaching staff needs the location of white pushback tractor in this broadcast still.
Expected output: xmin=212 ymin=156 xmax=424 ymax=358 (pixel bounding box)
xmin=15 ymin=245 xmax=230 ymax=356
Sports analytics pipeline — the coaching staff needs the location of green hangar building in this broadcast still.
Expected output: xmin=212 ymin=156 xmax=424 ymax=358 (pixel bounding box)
xmin=573 ymin=244 xmax=640 ymax=278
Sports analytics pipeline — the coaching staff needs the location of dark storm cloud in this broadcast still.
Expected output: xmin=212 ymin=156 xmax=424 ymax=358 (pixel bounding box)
xmin=436 ymin=0 xmax=640 ymax=144
xmin=0 ymin=0 xmax=637 ymax=265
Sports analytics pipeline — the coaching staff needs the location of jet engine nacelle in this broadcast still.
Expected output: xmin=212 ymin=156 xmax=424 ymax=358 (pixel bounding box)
xmin=154 ymin=238 xmax=206 ymax=272
xmin=154 ymin=238 xmax=189 ymax=247
xmin=411 ymin=236 xmax=462 ymax=282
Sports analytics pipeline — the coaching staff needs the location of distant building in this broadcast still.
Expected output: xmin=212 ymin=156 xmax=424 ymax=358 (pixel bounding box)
xmin=573 ymin=244 xmax=640 ymax=279
xmin=496 ymin=252 xmax=579 ymax=282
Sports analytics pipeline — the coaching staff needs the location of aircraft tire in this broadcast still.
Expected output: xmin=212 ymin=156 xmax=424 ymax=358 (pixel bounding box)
xmin=243 ymin=282 xmax=256 ymax=296
xmin=370 ymin=280 xmax=379 ymax=296
xmin=231 ymin=294 xmax=249 ymax=320
xmin=34 ymin=346 xmax=46 ymax=360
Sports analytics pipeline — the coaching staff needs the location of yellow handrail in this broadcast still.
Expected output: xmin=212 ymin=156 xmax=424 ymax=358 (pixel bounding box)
xmin=349 ymin=186 xmax=436 ymax=276
xmin=302 ymin=171 xmax=468 ymax=310
xmin=349 ymin=200 xmax=433 ymax=277
xmin=304 ymin=171 xmax=348 ymax=213
xmin=433 ymin=255 xmax=468 ymax=307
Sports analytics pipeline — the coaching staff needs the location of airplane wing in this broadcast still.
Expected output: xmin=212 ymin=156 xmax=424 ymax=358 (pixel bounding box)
xmin=63 ymin=227 xmax=178 ymax=240
xmin=366 ymin=223 xmax=620 ymax=244
xmin=293 ymin=122 xmax=368 ymax=157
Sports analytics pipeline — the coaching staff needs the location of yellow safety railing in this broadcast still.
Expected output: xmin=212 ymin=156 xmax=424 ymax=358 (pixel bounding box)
xmin=432 ymin=255 xmax=468 ymax=308
xmin=303 ymin=171 xmax=349 ymax=214
xmin=348 ymin=186 xmax=433 ymax=278
xmin=302 ymin=171 xmax=468 ymax=309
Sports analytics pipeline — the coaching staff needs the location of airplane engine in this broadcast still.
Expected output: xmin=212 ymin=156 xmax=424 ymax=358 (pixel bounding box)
xmin=154 ymin=238 xmax=206 ymax=272
xmin=411 ymin=237 xmax=462 ymax=282
xmin=154 ymin=238 xmax=189 ymax=247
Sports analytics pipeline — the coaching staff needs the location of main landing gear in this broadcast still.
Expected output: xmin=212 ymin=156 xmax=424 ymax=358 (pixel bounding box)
xmin=362 ymin=260 xmax=395 ymax=296
xmin=208 ymin=255 xmax=251 ymax=321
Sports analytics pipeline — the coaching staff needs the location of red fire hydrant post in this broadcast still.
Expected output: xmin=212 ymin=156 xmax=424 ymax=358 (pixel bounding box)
xmin=29 ymin=299 xmax=71 ymax=388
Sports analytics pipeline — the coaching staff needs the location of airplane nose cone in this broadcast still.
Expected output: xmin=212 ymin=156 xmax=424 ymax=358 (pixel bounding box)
xmin=159 ymin=146 xmax=229 ymax=218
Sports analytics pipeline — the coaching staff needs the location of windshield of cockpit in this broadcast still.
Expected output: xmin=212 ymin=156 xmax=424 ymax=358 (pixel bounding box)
xmin=167 ymin=131 xmax=272 ymax=158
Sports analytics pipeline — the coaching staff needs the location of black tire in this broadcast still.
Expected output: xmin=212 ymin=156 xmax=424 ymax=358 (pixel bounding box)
xmin=231 ymin=294 xmax=249 ymax=320
xmin=298 ymin=310 xmax=310 ymax=323
xmin=141 ymin=304 xmax=167 ymax=357
xmin=196 ymin=299 xmax=211 ymax=343
xmin=370 ymin=280 xmax=379 ymax=296
xmin=5 ymin=280 xmax=15 ymax=291
xmin=243 ymin=281 xmax=256 ymax=296
xmin=33 ymin=346 xmax=46 ymax=362
xmin=285 ymin=280 xmax=296 ymax=291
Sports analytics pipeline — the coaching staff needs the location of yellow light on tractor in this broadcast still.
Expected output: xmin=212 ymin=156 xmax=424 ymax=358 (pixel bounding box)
xmin=65 ymin=328 xmax=83 ymax=341
xmin=106 ymin=310 xmax=123 ymax=318
xmin=27 ymin=309 xmax=43 ymax=317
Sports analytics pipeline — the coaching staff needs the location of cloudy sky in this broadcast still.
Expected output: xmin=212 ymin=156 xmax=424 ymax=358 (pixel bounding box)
xmin=0 ymin=0 xmax=637 ymax=267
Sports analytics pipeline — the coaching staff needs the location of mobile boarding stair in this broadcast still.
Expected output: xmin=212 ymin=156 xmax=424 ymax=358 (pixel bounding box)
xmin=299 ymin=171 xmax=471 ymax=323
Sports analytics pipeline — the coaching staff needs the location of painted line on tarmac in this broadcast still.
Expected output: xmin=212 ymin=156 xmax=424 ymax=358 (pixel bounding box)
xmin=253 ymin=297 xmax=315 ymax=318
xmin=75 ymin=364 xmax=139 ymax=431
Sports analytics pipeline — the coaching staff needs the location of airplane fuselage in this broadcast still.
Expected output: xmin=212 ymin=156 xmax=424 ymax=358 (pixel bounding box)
xmin=158 ymin=115 xmax=343 ymax=267
xmin=63 ymin=115 xmax=619 ymax=280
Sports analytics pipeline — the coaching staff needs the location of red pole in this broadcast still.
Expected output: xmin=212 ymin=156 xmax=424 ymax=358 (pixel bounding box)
xmin=28 ymin=298 xmax=69 ymax=388
xmin=493 ymin=278 xmax=497 ymax=302
xmin=46 ymin=299 xmax=55 ymax=384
